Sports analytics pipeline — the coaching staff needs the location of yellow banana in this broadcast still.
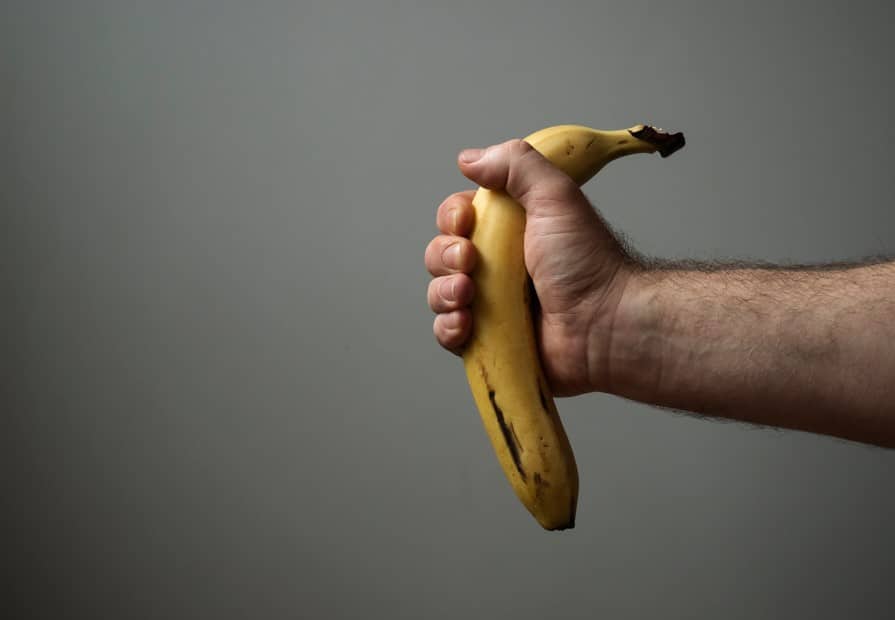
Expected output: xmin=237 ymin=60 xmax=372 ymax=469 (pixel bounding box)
xmin=462 ymin=124 xmax=685 ymax=530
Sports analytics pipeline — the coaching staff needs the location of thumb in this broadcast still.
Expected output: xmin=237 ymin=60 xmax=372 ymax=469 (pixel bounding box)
xmin=457 ymin=138 xmax=583 ymax=215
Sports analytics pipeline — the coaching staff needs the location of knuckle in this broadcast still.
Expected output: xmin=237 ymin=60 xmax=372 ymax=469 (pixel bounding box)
xmin=506 ymin=138 xmax=533 ymax=157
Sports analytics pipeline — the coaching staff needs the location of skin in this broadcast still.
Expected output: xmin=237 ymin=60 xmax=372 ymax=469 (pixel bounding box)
xmin=425 ymin=140 xmax=895 ymax=448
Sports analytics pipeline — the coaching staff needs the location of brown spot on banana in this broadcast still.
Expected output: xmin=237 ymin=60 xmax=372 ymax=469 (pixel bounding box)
xmin=477 ymin=359 xmax=489 ymax=385
xmin=509 ymin=422 xmax=524 ymax=454
xmin=533 ymin=472 xmax=548 ymax=502
xmin=488 ymin=390 xmax=526 ymax=481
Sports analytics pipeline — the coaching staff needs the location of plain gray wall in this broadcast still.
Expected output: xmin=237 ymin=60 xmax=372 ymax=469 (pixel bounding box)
xmin=6 ymin=1 xmax=895 ymax=618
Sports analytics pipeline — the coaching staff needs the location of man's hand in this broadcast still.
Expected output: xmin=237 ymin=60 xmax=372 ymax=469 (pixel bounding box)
xmin=426 ymin=137 xmax=895 ymax=448
xmin=425 ymin=139 xmax=634 ymax=396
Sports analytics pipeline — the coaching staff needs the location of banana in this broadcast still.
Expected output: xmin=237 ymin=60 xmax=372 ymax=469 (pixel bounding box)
xmin=462 ymin=124 xmax=684 ymax=530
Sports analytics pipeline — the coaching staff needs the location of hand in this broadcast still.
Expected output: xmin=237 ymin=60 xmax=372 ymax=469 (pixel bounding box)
xmin=425 ymin=139 xmax=638 ymax=396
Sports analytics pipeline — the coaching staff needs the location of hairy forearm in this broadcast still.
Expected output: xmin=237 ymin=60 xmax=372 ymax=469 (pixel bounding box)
xmin=602 ymin=260 xmax=895 ymax=447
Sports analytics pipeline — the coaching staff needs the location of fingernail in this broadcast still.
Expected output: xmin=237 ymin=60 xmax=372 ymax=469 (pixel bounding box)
xmin=443 ymin=243 xmax=462 ymax=268
xmin=451 ymin=208 xmax=460 ymax=232
xmin=459 ymin=148 xmax=483 ymax=164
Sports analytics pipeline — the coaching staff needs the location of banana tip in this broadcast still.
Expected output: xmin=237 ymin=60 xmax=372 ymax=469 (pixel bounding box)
xmin=540 ymin=514 xmax=576 ymax=531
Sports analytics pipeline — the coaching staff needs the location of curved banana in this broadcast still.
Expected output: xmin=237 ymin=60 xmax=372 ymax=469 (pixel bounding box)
xmin=462 ymin=124 xmax=684 ymax=530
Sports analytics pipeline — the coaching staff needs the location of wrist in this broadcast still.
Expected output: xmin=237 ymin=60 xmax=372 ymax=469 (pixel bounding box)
xmin=584 ymin=263 xmax=668 ymax=399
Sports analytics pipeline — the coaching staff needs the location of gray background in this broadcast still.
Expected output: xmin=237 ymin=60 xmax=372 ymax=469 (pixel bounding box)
xmin=6 ymin=1 xmax=895 ymax=618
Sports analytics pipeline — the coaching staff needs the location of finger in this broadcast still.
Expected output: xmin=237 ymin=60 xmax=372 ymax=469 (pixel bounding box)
xmin=427 ymin=273 xmax=475 ymax=313
xmin=457 ymin=139 xmax=583 ymax=216
xmin=424 ymin=234 xmax=477 ymax=276
xmin=436 ymin=190 xmax=476 ymax=236
xmin=433 ymin=308 xmax=472 ymax=354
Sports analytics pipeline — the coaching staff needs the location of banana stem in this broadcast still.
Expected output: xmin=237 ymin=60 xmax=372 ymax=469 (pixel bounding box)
xmin=628 ymin=124 xmax=686 ymax=158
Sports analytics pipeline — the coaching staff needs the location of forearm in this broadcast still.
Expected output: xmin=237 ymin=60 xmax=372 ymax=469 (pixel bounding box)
xmin=602 ymin=261 xmax=895 ymax=446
